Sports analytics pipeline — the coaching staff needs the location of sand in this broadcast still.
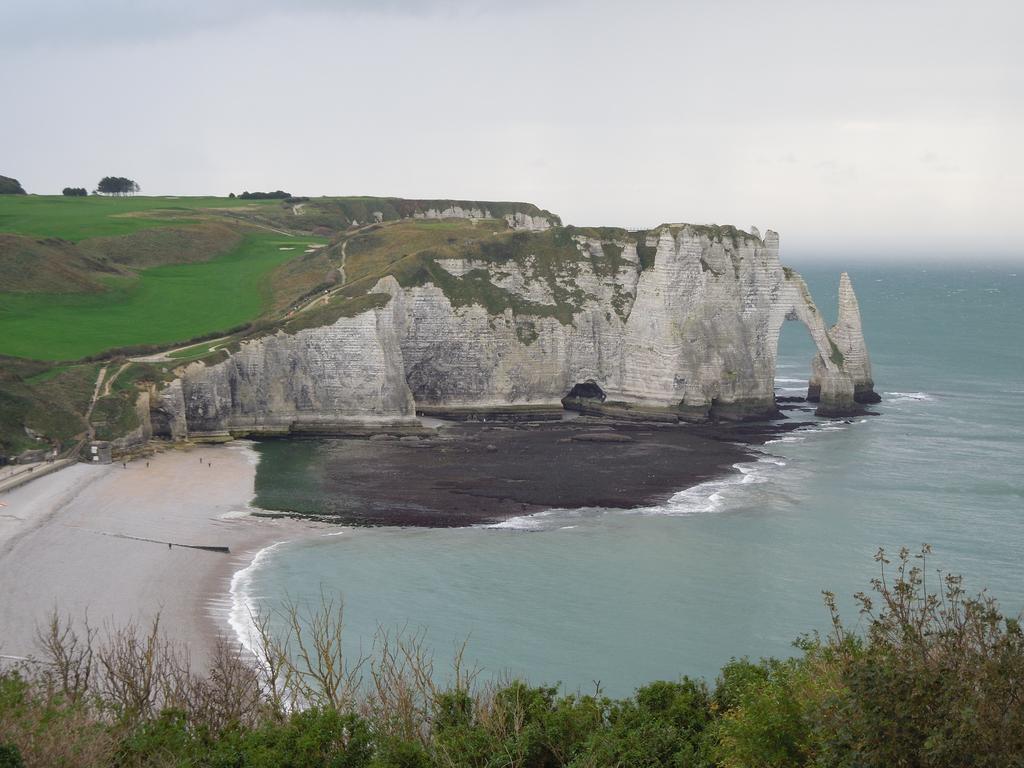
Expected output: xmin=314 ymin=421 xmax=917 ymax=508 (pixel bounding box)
xmin=0 ymin=442 xmax=324 ymax=667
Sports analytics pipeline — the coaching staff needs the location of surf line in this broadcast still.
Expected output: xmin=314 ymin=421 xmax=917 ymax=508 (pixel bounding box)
xmin=76 ymin=527 xmax=230 ymax=553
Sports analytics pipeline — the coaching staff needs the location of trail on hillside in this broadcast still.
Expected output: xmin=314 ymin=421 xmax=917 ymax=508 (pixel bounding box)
xmin=130 ymin=336 xmax=232 ymax=364
xmin=83 ymin=365 xmax=108 ymax=441
xmin=102 ymin=361 xmax=131 ymax=397
xmin=288 ymin=221 xmax=386 ymax=317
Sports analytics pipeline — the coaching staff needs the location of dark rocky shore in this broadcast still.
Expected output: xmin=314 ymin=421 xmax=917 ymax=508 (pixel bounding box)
xmin=253 ymin=413 xmax=818 ymax=527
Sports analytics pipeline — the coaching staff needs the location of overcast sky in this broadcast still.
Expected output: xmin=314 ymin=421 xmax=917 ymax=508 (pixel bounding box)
xmin=3 ymin=0 xmax=1021 ymax=258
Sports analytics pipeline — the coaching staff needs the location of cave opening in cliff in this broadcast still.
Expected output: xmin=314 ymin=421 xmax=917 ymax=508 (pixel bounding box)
xmin=775 ymin=317 xmax=819 ymax=401
xmin=564 ymin=381 xmax=607 ymax=402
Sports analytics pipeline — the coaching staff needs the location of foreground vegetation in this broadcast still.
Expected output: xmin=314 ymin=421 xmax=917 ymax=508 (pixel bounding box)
xmin=1 ymin=547 xmax=1021 ymax=767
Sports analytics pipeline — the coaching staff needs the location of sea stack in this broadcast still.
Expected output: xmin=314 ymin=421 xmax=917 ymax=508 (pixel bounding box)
xmin=807 ymin=272 xmax=880 ymax=409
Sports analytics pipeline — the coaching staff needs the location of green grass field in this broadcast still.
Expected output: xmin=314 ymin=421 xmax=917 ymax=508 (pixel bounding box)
xmin=0 ymin=195 xmax=277 ymax=241
xmin=0 ymin=232 xmax=326 ymax=360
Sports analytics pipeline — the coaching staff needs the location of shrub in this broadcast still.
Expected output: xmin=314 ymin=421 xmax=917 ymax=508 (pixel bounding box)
xmin=818 ymin=546 xmax=1024 ymax=766
xmin=0 ymin=548 xmax=1020 ymax=766
xmin=708 ymin=659 xmax=812 ymax=768
xmin=239 ymin=190 xmax=291 ymax=200
xmin=581 ymin=679 xmax=711 ymax=768
xmin=0 ymin=743 xmax=24 ymax=768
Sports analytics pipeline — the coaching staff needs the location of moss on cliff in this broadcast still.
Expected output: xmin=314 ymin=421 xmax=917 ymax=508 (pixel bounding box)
xmin=403 ymin=256 xmax=576 ymax=324
xmin=336 ymin=221 xmax=653 ymax=325
xmin=636 ymin=241 xmax=658 ymax=271
xmin=258 ymin=197 xmax=560 ymax=235
xmin=828 ymin=337 xmax=845 ymax=367
xmin=281 ymin=292 xmax=392 ymax=335
xmin=686 ymin=223 xmax=761 ymax=244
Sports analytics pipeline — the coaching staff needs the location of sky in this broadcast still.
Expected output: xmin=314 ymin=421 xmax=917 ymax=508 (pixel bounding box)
xmin=2 ymin=0 xmax=1022 ymax=258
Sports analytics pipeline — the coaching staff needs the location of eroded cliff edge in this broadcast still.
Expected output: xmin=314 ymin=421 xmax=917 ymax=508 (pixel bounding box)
xmin=152 ymin=211 xmax=878 ymax=439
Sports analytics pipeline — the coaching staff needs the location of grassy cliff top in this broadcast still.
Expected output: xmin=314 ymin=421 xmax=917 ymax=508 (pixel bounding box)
xmin=0 ymin=195 xmax=279 ymax=241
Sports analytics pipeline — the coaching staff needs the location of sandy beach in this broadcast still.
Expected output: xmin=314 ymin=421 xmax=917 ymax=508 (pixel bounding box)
xmin=0 ymin=442 xmax=325 ymax=667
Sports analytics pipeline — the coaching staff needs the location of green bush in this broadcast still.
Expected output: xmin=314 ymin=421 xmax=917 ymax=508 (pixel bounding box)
xmin=0 ymin=547 xmax=1021 ymax=766
xmin=581 ymin=679 xmax=711 ymax=767
xmin=0 ymin=743 xmax=24 ymax=768
xmin=708 ymin=659 xmax=811 ymax=768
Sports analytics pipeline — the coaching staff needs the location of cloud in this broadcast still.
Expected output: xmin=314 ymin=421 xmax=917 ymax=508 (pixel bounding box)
xmin=2 ymin=0 xmax=1021 ymax=256
xmin=920 ymin=152 xmax=962 ymax=174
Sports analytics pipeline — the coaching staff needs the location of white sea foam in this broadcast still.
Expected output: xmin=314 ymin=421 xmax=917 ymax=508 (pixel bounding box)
xmin=885 ymin=391 xmax=934 ymax=403
xmin=483 ymin=510 xmax=557 ymax=531
xmin=629 ymin=457 xmax=785 ymax=517
xmin=228 ymin=540 xmax=290 ymax=657
xmin=218 ymin=508 xmax=252 ymax=520
xmin=226 ymin=439 xmax=262 ymax=466
xmin=765 ymin=435 xmax=806 ymax=444
xmin=774 ymin=377 xmax=808 ymax=384
xmin=765 ymin=415 xmax=866 ymax=443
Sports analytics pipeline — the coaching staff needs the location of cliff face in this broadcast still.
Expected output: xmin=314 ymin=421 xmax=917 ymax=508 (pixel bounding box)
xmin=154 ymin=216 xmax=877 ymax=438
xmin=169 ymin=278 xmax=415 ymax=435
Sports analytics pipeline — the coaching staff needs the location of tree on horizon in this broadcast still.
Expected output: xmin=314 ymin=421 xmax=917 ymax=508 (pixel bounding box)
xmin=0 ymin=175 xmax=26 ymax=194
xmin=95 ymin=176 xmax=140 ymax=196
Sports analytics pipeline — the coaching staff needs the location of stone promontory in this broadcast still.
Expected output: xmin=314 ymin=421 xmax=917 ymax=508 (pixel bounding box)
xmin=152 ymin=208 xmax=878 ymax=439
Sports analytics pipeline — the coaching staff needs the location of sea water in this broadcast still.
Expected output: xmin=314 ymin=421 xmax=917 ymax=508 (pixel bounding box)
xmin=233 ymin=262 xmax=1024 ymax=696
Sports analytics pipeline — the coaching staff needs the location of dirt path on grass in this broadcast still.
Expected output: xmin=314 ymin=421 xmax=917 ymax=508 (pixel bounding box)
xmin=287 ymin=221 xmax=392 ymax=318
xmin=130 ymin=336 xmax=233 ymax=364
xmin=83 ymin=365 xmax=108 ymax=441
xmin=102 ymin=361 xmax=131 ymax=397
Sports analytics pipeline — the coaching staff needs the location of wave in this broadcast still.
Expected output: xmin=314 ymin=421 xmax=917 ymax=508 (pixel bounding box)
xmin=885 ymin=391 xmax=934 ymax=403
xmin=226 ymin=439 xmax=262 ymax=466
xmin=483 ymin=510 xmax=557 ymax=531
xmin=765 ymin=435 xmax=806 ymax=444
xmin=774 ymin=377 xmax=809 ymax=384
xmin=228 ymin=540 xmax=291 ymax=657
xmin=632 ymin=458 xmax=780 ymax=516
xmin=765 ymin=414 xmax=868 ymax=444
xmin=484 ymin=456 xmax=789 ymax=531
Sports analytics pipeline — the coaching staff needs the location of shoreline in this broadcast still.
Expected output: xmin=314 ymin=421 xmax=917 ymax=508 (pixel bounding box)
xmin=225 ymin=537 xmax=295 ymax=660
xmin=249 ymin=415 xmax=817 ymax=527
xmin=0 ymin=441 xmax=330 ymax=669
xmin=0 ymin=413 xmax=819 ymax=667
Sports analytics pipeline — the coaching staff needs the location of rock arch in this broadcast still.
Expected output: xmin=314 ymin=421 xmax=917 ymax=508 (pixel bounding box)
xmin=769 ymin=271 xmax=878 ymax=415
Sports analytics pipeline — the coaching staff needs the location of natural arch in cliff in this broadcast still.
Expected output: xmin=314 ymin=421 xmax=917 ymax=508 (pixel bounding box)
xmin=767 ymin=271 xmax=878 ymax=415
xmin=774 ymin=313 xmax=820 ymax=401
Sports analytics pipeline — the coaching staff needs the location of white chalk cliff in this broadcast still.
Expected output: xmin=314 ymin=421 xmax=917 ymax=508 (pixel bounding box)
xmin=154 ymin=215 xmax=877 ymax=438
